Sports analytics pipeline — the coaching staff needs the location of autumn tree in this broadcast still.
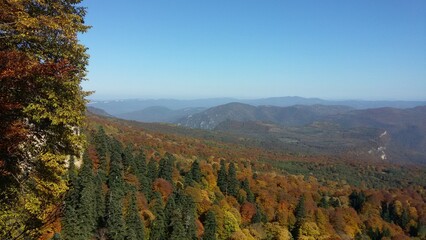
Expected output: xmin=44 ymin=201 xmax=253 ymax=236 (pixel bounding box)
xmin=0 ymin=0 xmax=89 ymax=238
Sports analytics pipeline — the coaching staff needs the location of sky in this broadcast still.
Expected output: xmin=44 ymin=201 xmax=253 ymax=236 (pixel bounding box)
xmin=80 ymin=0 xmax=426 ymax=100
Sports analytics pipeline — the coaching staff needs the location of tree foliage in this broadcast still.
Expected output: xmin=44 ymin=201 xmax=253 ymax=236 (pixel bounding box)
xmin=0 ymin=0 xmax=89 ymax=238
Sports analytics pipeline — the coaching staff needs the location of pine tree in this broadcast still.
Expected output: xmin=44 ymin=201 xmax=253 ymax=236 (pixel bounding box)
xmin=125 ymin=191 xmax=145 ymax=240
xmin=176 ymin=193 xmax=197 ymax=239
xmin=241 ymin=178 xmax=255 ymax=203
xmin=106 ymin=189 xmax=126 ymax=240
xmin=349 ymin=190 xmax=366 ymax=213
xmin=76 ymin=152 xmax=97 ymax=239
xmin=147 ymin=158 xmax=158 ymax=183
xmin=94 ymin=126 xmax=108 ymax=181
xmin=166 ymin=195 xmax=186 ymax=240
xmin=108 ymin=147 xmax=125 ymax=198
xmin=251 ymin=204 xmax=267 ymax=224
xmin=135 ymin=151 xmax=150 ymax=198
xmin=203 ymin=210 xmax=217 ymax=240
xmin=122 ymin=145 xmax=135 ymax=173
xmin=158 ymin=153 xmax=174 ymax=182
xmin=292 ymin=195 xmax=306 ymax=239
xmin=227 ymin=162 xmax=239 ymax=197
xmin=61 ymin=156 xmax=80 ymax=240
xmin=190 ymin=160 xmax=202 ymax=183
xmin=217 ymin=160 xmax=228 ymax=194
xmin=150 ymin=192 xmax=166 ymax=240
xmin=106 ymin=139 xmax=126 ymax=240
xmin=94 ymin=173 xmax=106 ymax=229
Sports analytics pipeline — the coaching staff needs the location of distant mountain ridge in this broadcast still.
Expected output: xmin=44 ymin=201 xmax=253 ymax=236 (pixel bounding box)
xmin=88 ymin=96 xmax=426 ymax=115
xmin=117 ymin=106 xmax=205 ymax=123
xmin=176 ymin=103 xmax=426 ymax=164
xmin=177 ymin=102 xmax=353 ymax=129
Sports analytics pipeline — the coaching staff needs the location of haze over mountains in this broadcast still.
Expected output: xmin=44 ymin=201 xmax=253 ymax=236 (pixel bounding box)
xmin=88 ymin=96 xmax=426 ymax=116
xmin=87 ymin=97 xmax=426 ymax=164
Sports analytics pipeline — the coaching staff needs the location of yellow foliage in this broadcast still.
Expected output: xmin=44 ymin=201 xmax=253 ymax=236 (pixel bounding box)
xmin=299 ymin=222 xmax=321 ymax=239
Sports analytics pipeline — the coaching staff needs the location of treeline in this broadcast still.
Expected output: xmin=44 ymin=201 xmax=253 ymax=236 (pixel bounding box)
xmin=52 ymin=126 xmax=425 ymax=240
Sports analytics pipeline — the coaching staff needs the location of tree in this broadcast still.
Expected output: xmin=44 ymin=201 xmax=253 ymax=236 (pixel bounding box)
xmin=150 ymin=192 xmax=166 ymax=240
xmin=94 ymin=126 xmax=109 ymax=181
xmin=203 ymin=210 xmax=217 ymax=240
xmin=76 ymin=152 xmax=97 ymax=239
xmin=158 ymin=153 xmax=174 ymax=182
xmin=147 ymin=158 xmax=158 ymax=183
xmin=125 ymin=191 xmax=145 ymax=240
xmin=106 ymin=190 xmax=126 ymax=240
xmin=227 ymin=163 xmax=239 ymax=197
xmin=349 ymin=190 xmax=366 ymax=213
xmin=106 ymin=139 xmax=126 ymax=240
xmin=190 ymin=160 xmax=202 ymax=183
xmin=241 ymin=178 xmax=254 ymax=203
xmin=217 ymin=160 xmax=228 ymax=194
xmin=0 ymin=1 xmax=89 ymax=237
xmin=292 ymin=195 xmax=306 ymax=239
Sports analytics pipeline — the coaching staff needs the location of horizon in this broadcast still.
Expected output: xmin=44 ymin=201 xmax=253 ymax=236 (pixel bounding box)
xmin=80 ymin=1 xmax=426 ymax=101
xmin=87 ymin=95 xmax=426 ymax=102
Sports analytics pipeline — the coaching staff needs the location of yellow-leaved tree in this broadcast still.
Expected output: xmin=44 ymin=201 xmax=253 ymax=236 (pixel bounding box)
xmin=0 ymin=0 xmax=89 ymax=239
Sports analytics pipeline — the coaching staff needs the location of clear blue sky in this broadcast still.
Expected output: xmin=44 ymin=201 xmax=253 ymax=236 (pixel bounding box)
xmin=80 ymin=0 xmax=426 ymax=100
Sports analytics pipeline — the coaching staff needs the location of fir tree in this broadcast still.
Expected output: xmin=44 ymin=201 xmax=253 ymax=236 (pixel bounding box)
xmin=106 ymin=190 xmax=126 ymax=240
xmin=108 ymin=148 xmax=125 ymax=197
xmin=175 ymin=192 xmax=197 ymax=239
xmin=94 ymin=173 xmax=106 ymax=228
xmin=150 ymin=192 xmax=166 ymax=240
xmin=227 ymin=162 xmax=239 ymax=197
xmin=158 ymin=153 xmax=174 ymax=182
xmin=292 ymin=195 xmax=306 ymax=239
xmin=203 ymin=210 xmax=217 ymax=240
xmin=147 ymin=158 xmax=158 ymax=183
xmin=76 ymin=152 xmax=97 ymax=239
xmin=190 ymin=160 xmax=202 ymax=183
xmin=349 ymin=190 xmax=366 ymax=213
xmin=125 ymin=191 xmax=145 ymax=240
xmin=122 ymin=145 xmax=135 ymax=173
xmin=94 ymin=126 xmax=108 ymax=181
xmin=135 ymin=151 xmax=150 ymax=198
xmin=167 ymin=196 xmax=186 ymax=240
xmin=217 ymin=160 xmax=228 ymax=194
xmin=241 ymin=178 xmax=255 ymax=203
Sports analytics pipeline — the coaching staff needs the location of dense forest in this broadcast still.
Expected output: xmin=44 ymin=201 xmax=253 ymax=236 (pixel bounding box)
xmin=44 ymin=118 xmax=425 ymax=240
xmin=1 ymin=1 xmax=425 ymax=240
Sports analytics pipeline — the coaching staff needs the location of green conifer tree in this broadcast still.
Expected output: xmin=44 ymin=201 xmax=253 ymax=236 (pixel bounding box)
xmin=217 ymin=160 xmax=228 ymax=194
xmin=147 ymin=158 xmax=158 ymax=183
xmin=125 ymin=191 xmax=145 ymax=240
xmin=227 ymin=162 xmax=239 ymax=197
xmin=241 ymin=178 xmax=255 ymax=203
xmin=150 ymin=192 xmax=166 ymax=240
xmin=203 ymin=210 xmax=217 ymax=240
xmin=158 ymin=153 xmax=174 ymax=182
xmin=292 ymin=195 xmax=306 ymax=239
xmin=94 ymin=126 xmax=108 ymax=181
xmin=190 ymin=160 xmax=202 ymax=183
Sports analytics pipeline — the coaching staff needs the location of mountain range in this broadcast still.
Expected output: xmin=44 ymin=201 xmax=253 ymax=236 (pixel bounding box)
xmin=88 ymin=102 xmax=426 ymax=164
xmin=88 ymin=96 xmax=426 ymax=115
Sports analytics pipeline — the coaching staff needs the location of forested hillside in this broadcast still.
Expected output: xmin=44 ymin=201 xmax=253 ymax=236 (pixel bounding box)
xmin=44 ymin=114 xmax=426 ymax=240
